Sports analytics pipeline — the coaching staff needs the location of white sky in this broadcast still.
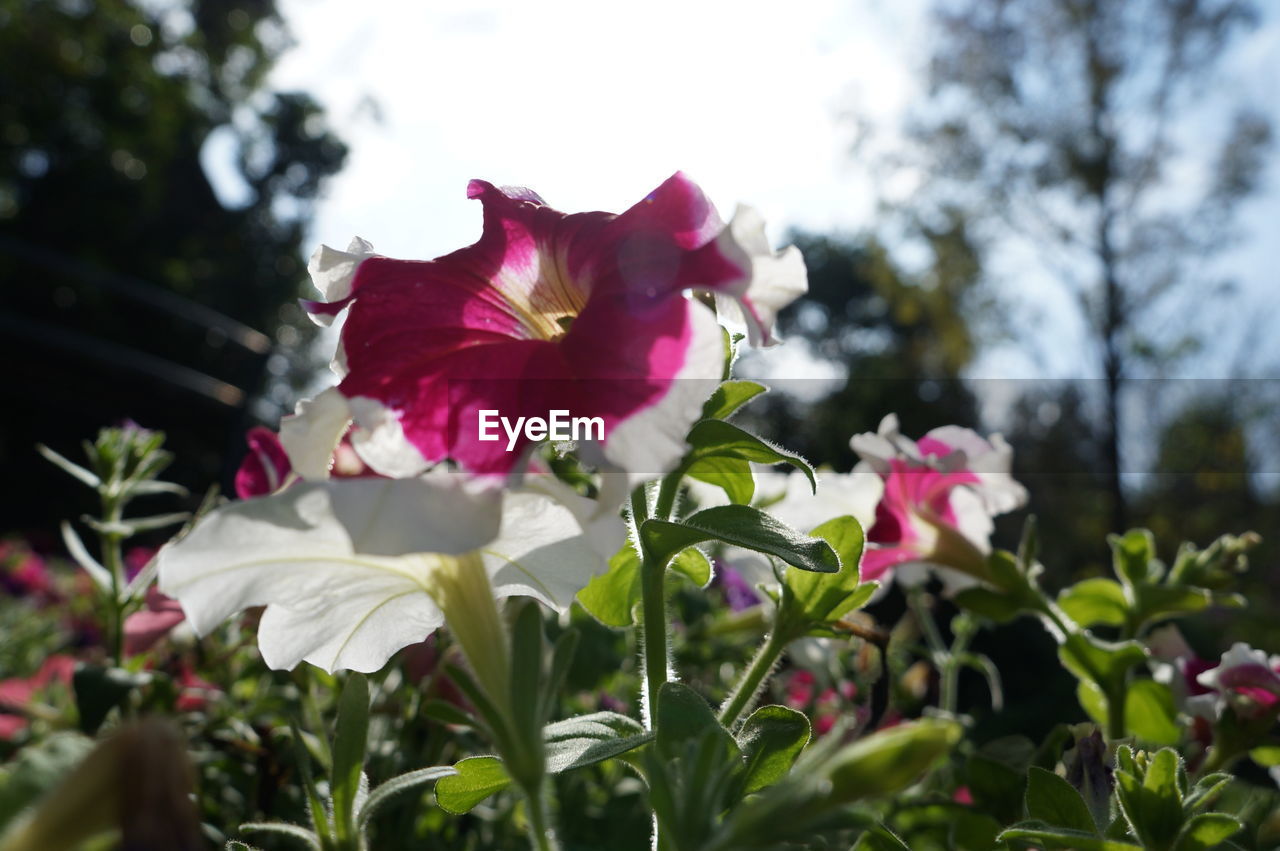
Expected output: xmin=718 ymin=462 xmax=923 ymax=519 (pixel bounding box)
xmin=264 ymin=0 xmax=1278 ymax=387
xmin=268 ymin=0 xmax=922 ymax=257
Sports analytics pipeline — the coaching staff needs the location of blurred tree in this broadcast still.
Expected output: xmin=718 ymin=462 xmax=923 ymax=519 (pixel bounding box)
xmin=0 ymin=0 xmax=346 ymax=531
xmin=739 ymin=219 xmax=983 ymax=471
xmin=898 ymin=0 xmax=1272 ymax=532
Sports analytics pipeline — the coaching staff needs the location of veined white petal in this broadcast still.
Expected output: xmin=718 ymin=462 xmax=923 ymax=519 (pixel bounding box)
xmin=279 ymin=387 xmax=352 ymax=480
xmin=156 ymin=476 xmax=500 ymax=641
xmin=482 ymin=485 xmax=618 ymax=612
xmin=258 ymin=579 xmax=445 ymax=673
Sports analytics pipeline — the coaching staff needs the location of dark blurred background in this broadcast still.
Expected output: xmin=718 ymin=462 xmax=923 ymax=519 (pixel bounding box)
xmin=1 ymin=0 xmax=346 ymax=534
xmin=1 ymin=0 xmax=1277 ymax=738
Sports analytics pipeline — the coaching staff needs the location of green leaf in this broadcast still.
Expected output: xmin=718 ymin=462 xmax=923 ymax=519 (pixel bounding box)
xmin=1058 ymin=634 xmax=1147 ymax=690
xmin=998 ymin=822 xmax=1141 ymax=850
xmin=331 ymin=673 xmax=370 ymax=841
xmin=1132 ymin=585 xmax=1213 ymax=628
xmin=683 ymin=420 xmax=817 ymax=493
xmin=73 ymin=665 xmax=148 ymax=735
xmin=853 ymin=824 xmax=912 ymax=850
xmin=1125 ymin=680 xmax=1181 ymax=745
xmin=541 ymin=628 xmax=580 ymax=724
xmin=578 ymin=543 xmax=712 ymax=627
xmin=782 ymin=516 xmax=871 ymax=627
xmin=825 ymin=719 xmax=962 ymax=805
xmin=701 ymin=380 xmax=768 ymax=421
xmin=1025 ymin=766 xmax=1096 ymax=834
xmin=1116 ymin=747 xmax=1183 ymax=850
xmin=422 ymin=699 xmax=477 ymax=728
xmin=239 ymin=822 xmax=322 ymax=849
xmin=357 ymin=766 xmax=456 ymax=831
xmin=508 ymin=600 xmax=546 ymax=748
xmin=434 ymin=756 xmax=512 ymax=815
xmin=1183 ymin=772 xmax=1231 ymax=815
xmin=687 ymin=455 xmax=755 ymax=504
xmin=58 ymin=522 xmax=112 ymax=591
xmin=966 ymin=737 xmax=1034 ymax=825
xmin=1173 ymin=812 xmax=1242 ymax=851
xmin=736 ymin=705 xmax=811 ymax=795
xmin=1111 ymin=529 xmax=1158 ymax=589
xmin=1058 ymin=578 xmax=1129 ymax=628
xmin=642 ymin=506 xmax=840 ymax=575
xmin=656 ymin=682 xmax=738 ymax=763
xmin=543 ymin=713 xmax=653 ymax=774
xmin=672 ymin=547 xmax=713 ymax=587
xmin=37 ymin=443 xmax=102 ymax=488
xmin=953 ymin=586 xmax=1024 ymax=623
xmin=577 ymin=545 xmax=643 ymax=627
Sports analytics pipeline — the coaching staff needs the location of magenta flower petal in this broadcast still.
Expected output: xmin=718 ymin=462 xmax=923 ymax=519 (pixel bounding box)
xmin=235 ymin=426 xmax=292 ymax=499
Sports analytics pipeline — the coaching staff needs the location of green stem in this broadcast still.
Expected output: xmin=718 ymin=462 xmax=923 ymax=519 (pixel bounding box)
xmin=653 ymin=472 xmax=681 ymax=521
xmin=719 ymin=628 xmax=789 ymax=728
xmin=640 ymin=552 xmax=668 ymax=730
xmin=907 ymin=588 xmax=955 ymax=712
xmin=1032 ymin=598 xmax=1128 ymax=740
xmin=520 ymin=782 xmax=560 ymax=851
xmin=940 ymin=619 xmax=976 ymax=717
xmin=99 ymin=496 xmax=126 ymax=667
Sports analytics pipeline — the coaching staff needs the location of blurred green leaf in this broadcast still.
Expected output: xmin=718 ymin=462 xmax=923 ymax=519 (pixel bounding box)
xmin=1058 ymin=578 xmax=1128 ymax=628
xmin=1172 ymin=812 xmax=1242 ymax=850
xmin=736 ymin=705 xmax=811 ymax=795
xmin=1125 ymin=680 xmax=1180 ymax=745
xmin=1026 ymin=766 xmax=1096 ymax=834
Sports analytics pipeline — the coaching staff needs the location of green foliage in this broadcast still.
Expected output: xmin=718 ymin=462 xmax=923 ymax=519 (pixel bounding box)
xmin=640 ymin=506 xmax=840 ymax=576
xmin=778 ymin=515 xmax=875 ymax=635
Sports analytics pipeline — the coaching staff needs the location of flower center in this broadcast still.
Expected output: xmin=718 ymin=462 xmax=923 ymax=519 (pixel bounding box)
xmin=498 ymin=248 xmax=590 ymax=342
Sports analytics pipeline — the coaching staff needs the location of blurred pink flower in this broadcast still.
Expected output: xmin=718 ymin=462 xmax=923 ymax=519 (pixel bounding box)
xmin=0 ymin=655 xmax=76 ymax=740
xmin=123 ymin=587 xmax=187 ymax=657
xmin=850 ymin=414 xmax=1027 ymax=588
xmin=0 ymin=539 xmax=56 ymax=603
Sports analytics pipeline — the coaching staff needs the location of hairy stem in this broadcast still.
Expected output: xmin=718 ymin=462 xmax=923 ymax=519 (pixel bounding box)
xmin=719 ymin=628 xmax=789 ymax=728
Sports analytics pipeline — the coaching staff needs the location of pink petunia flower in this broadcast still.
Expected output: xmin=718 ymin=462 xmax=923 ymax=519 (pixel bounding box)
xmin=0 ymin=655 xmax=77 ymax=740
xmin=288 ymin=174 xmax=806 ymax=485
xmin=850 ymin=415 xmax=1027 ymax=588
xmin=234 ymin=426 xmax=293 ymax=499
xmin=1190 ymin=643 xmax=1280 ymax=721
xmin=123 ymin=587 xmax=188 ymax=657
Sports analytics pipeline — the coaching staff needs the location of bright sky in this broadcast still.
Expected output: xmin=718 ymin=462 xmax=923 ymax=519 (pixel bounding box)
xmin=268 ymin=0 xmax=921 ymax=258
xmin=264 ymin=0 xmax=1278 ymax=390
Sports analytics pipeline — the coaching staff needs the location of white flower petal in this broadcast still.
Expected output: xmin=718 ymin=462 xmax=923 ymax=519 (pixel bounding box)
xmin=279 ymin=387 xmax=352 ymax=480
xmin=347 ymin=395 xmax=432 ymax=478
xmin=602 ymin=300 xmax=722 ymax=481
xmin=157 ymin=476 xmax=500 ymax=637
xmin=258 ymin=584 xmax=444 ymax=673
xmin=713 ymin=204 xmax=808 ymax=347
xmin=306 ymin=236 xmax=376 ymax=326
xmin=482 ymin=486 xmax=618 ymax=612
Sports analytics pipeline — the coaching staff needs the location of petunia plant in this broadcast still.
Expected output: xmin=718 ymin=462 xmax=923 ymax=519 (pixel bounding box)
xmin=3 ymin=176 xmax=1277 ymax=851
